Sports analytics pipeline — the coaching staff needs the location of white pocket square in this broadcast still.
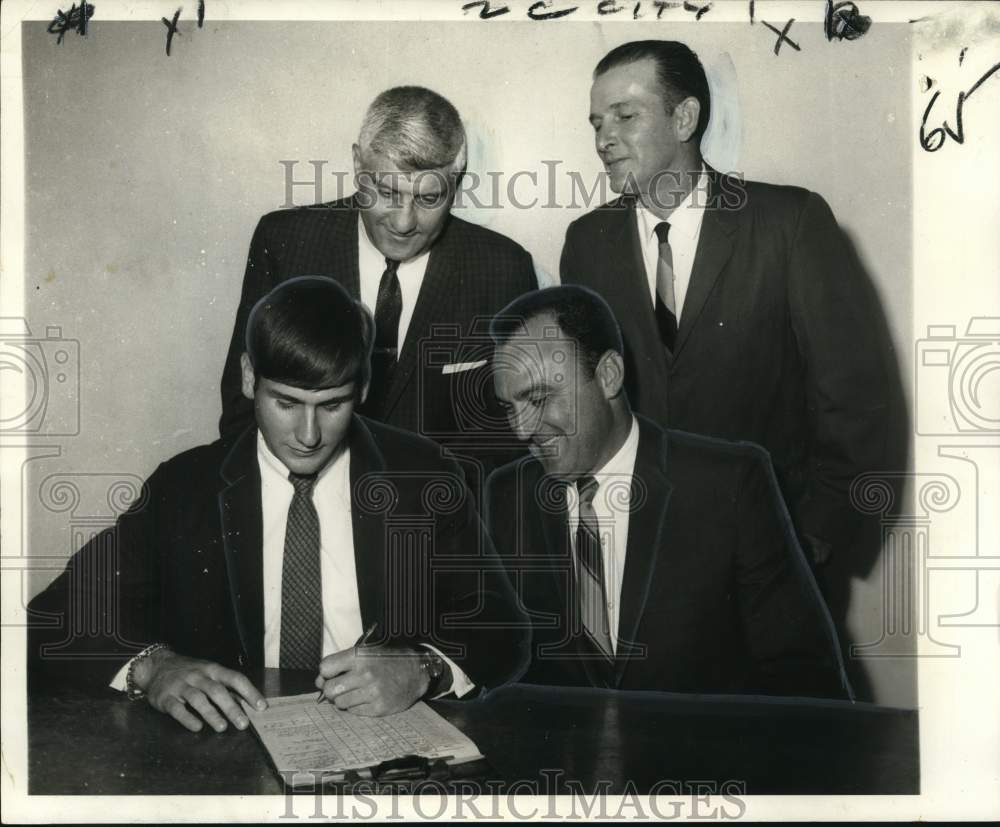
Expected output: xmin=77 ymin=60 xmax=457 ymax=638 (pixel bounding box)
xmin=442 ymin=360 xmax=487 ymax=375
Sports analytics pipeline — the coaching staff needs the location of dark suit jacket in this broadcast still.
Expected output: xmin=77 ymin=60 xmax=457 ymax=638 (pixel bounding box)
xmin=485 ymin=416 xmax=849 ymax=699
xmin=219 ymin=197 xmax=537 ymax=485
xmin=28 ymin=417 xmax=530 ymax=692
xmin=560 ymin=171 xmax=892 ymax=558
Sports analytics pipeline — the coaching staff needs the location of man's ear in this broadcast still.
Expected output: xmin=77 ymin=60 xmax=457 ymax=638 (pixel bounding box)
xmin=359 ymin=378 xmax=370 ymax=406
xmin=351 ymin=143 xmax=363 ymax=178
xmin=595 ymin=350 xmax=625 ymax=400
xmin=240 ymin=353 xmax=256 ymax=401
xmin=674 ymin=96 xmax=702 ymax=143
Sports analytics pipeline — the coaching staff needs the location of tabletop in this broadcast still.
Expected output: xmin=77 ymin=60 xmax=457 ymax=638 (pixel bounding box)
xmin=28 ymin=669 xmax=918 ymax=795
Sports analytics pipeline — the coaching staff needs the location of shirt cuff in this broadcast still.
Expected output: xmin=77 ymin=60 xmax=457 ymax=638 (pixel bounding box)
xmin=421 ymin=644 xmax=475 ymax=699
xmin=109 ymin=659 xmax=133 ymax=692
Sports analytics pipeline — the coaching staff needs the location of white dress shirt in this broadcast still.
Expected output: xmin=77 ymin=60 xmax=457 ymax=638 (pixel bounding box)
xmin=566 ymin=417 xmax=641 ymax=655
xmin=357 ymin=215 xmax=430 ymax=351
xmin=111 ymin=433 xmax=472 ymax=697
xmin=258 ymin=432 xmax=360 ymax=661
xmin=635 ymin=166 xmax=710 ymax=320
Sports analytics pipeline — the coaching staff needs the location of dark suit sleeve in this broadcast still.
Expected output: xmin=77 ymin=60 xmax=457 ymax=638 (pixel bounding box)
xmin=219 ymin=217 xmax=281 ymax=438
xmin=734 ymin=447 xmax=850 ymax=699
xmin=27 ymin=471 xmax=164 ymax=689
xmin=787 ymin=193 xmax=890 ymax=555
xmin=424 ymin=465 xmax=530 ymax=692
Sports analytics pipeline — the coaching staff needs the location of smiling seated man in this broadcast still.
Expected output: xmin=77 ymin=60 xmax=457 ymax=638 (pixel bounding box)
xmin=485 ymin=285 xmax=849 ymax=699
xmin=28 ymin=277 xmax=528 ymax=733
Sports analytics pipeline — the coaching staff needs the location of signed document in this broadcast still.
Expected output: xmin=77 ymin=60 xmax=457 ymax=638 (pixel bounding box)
xmin=243 ymin=693 xmax=481 ymax=781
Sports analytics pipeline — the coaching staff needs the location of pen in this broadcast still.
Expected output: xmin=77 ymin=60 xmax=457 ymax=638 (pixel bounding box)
xmin=317 ymin=621 xmax=380 ymax=704
xmin=355 ymin=620 xmax=380 ymax=650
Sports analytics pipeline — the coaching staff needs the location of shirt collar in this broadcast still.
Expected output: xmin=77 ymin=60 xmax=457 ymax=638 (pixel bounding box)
xmin=589 ymin=416 xmax=640 ymax=487
xmin=256 ymin=430 xmax=348 ymax=486
xmin=635 ymin=165 xmax=709 ymax=244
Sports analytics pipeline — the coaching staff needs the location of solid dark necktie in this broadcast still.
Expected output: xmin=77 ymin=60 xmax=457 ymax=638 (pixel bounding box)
xmin=362 ymin=257 xmax=402 ymax=417
xmin=575 ymin=475 xmax=614 ymax=662
xmin=279 ymin=472 xmax=322 ymax=670
xmin=653 ymin=221 xmax=678 ymax=352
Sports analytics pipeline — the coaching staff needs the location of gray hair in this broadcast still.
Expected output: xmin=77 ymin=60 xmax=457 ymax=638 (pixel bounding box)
xmin=357 ymin=86 xmax=467 ymax=176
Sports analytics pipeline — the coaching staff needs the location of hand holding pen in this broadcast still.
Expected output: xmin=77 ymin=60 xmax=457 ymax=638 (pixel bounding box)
xmin=315 ymin=621 xmax=379 ymax=704
xmin=313 ymin=621 xmax=431 ymax=716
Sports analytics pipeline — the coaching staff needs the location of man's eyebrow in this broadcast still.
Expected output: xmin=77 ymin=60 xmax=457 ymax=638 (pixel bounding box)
xmin=268 ymin=389 xmax=354 ymax=404
xmin=512 ymin=381 xmax=553 ymax=401
xmin=590 ymin=101 xmax=630 ymax=121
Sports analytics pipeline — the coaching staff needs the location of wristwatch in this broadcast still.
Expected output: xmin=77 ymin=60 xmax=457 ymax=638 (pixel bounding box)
xmin=417 ymin=648 xmax=452 ymax=698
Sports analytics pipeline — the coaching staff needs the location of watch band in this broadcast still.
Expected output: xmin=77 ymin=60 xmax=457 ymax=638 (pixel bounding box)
xmin=418 ymin=649 xmax=452 ymax=698
xmin=125 ymin=642 xmax=171 ymax=700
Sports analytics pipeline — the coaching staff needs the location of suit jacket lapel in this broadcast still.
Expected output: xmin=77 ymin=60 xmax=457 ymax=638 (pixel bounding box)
xmin=674 ymin=169 xmax=738 ymax=359
xmin=536 ymin=473 xmax=572 ymax=618
xmin=617 ymin=200 xmax=674 ymax=370
xmin=614 ymin=419 xmax=673 ymax=687
xmin=348 ymin=416 xmax=388 ymax=630
xmin=379 ymin=216 xmax=457 ymax=419
xmin=218 ymin=427 xmax=265 ymax=668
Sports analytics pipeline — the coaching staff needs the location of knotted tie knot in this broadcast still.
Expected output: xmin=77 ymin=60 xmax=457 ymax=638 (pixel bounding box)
xmin=288 ymin=472 xmax=318 ymax=497
xmin=577 ymin=474 xmax=599 ymax=508
xmin=654 ymin=220 xmax=671 ymax=245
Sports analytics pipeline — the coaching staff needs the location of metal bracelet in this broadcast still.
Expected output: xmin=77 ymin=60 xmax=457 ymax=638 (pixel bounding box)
xmin=125 ymin=642 xmax=171 ymax=701
xmin=419 ymin=649 xmax=449 ymax=698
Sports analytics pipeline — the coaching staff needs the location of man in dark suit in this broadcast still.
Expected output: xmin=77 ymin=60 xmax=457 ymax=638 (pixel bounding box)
xmin=29 ymin=278 xmax=528 ymax=732
xmin=560 ymin=40 xmax=895 ymax=571
xmin=220 ymin=85 xmax=536 ymax=491
xmin=485 ymin=286 xmax=848 ymax=698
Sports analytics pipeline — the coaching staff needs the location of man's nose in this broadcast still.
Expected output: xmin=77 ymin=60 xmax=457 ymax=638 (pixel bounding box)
xmin=508 ymin=405 xmax=537 ymax=443
xmin=391 ymin=200 xmax=417 ymax=234
xmin=296 ymin=408 xmax=321 ymax=448
xmin=596 ymin=121 xmax=617 ymax=153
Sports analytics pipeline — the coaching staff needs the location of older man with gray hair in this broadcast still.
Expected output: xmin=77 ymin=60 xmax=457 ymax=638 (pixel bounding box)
xmin=220 ymin=86 xmax=537 ymax=489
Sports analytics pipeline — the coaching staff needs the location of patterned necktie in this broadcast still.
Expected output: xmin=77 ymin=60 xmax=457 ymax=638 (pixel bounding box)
xmin=575 ymin=475 xmax=614 ymax=662
xmin=279 ymin=472 xmax=322 ymax=670
xmin=362 ymin=257 xmax=402 ymax=417
xmin=654 ymin=221 xmax=678 ymax=352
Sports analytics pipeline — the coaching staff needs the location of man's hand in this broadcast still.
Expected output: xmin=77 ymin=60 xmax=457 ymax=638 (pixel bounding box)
xmin=135 ymin=649 xmax=267 ymax=733
xmin=315 ymin=646 xmax=428 ymax=717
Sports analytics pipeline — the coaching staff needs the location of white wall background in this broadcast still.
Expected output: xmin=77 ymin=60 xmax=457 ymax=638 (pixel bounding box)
xmin=21 ymin=20 xmax=913 ymax=705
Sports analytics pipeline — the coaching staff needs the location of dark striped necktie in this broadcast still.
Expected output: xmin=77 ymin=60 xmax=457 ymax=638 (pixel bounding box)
xmin=654 ymin=221 xmax=678 ymax=353
xmin=575 ymin=475 xmax=614 ymax=662
xmin=279 ymin=472 xmax=322 ymax=670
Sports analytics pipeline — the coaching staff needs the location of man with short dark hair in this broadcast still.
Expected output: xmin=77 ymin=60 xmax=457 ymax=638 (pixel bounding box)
xmin=561 ymin=40 xmax=895 ymax=572
xmin=220 ymin=86 xmax=537 ymax=492
xmin=485 ymin=285 xmax=849 ymax=698
xmin=29 ymin=277 xmax=528 ymax=731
